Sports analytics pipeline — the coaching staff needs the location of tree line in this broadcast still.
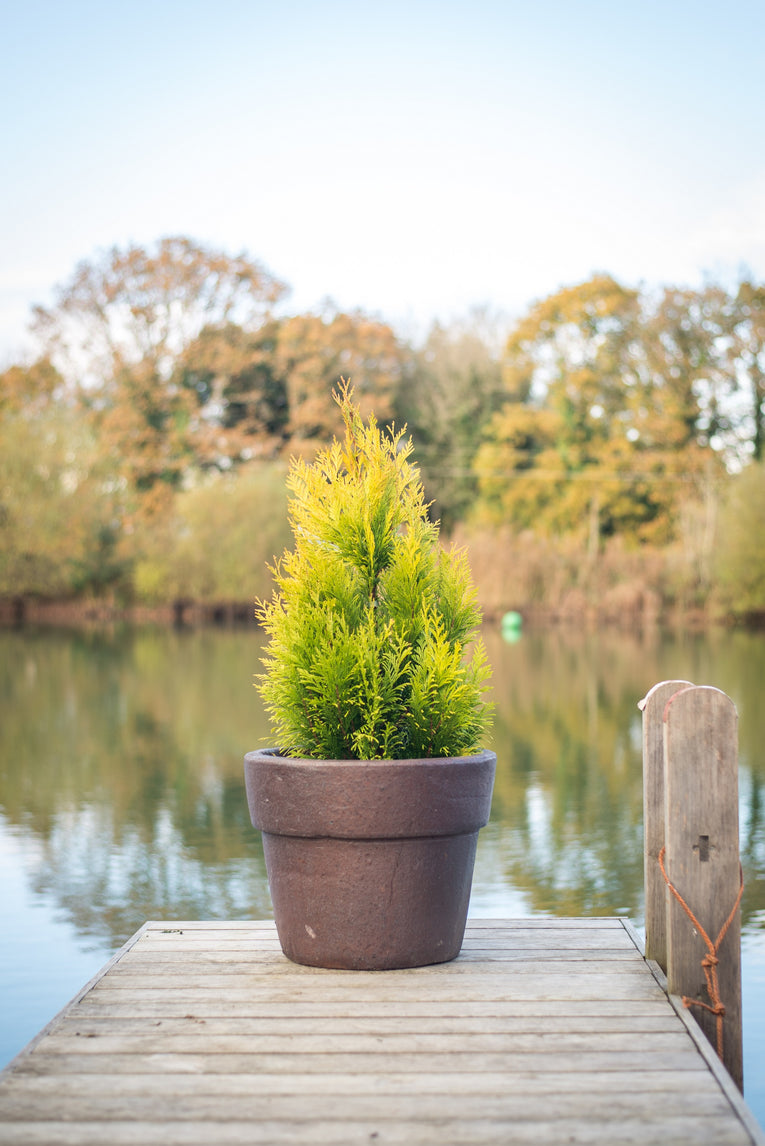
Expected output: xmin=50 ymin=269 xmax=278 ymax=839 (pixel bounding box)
xmin=1 ymin=236 xmax=764 ymax=617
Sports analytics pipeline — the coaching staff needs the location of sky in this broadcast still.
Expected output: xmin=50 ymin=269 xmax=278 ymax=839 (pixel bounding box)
xmin=2 ymin=0 xmax=765 ymax=365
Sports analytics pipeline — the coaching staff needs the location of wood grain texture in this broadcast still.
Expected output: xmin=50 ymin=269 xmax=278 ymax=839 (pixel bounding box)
xmin=0 ymin=919 xmax=762 ymax=1146
xmin=663 ymin=685 xmax=743 ymax=1089
xmin=640 ymin=679 xmax=693 ymax=970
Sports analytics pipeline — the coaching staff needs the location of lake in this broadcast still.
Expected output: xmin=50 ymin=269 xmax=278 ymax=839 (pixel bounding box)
xmin=0 ymin=622 xmax=763 ymax=1128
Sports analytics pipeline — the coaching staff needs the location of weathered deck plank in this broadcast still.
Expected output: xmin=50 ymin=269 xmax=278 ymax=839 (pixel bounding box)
xmin=0 ymin=919 xmax=763 ymax=1146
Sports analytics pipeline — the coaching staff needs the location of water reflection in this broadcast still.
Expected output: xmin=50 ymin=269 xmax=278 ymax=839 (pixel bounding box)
xmin=481 ymin=628 xmax=647 ymax=918
xmin=0 ymin=627 xmax=274 ymax=948
xmin=1 ymin=623 xmax=764 ymax=946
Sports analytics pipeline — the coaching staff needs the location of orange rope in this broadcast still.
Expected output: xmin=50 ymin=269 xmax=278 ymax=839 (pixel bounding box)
xmin=657 ymin=845 xmax=744 ymax=1061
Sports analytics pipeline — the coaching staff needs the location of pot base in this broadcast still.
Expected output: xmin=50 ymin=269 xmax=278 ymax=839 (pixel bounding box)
xmin=263 ymin=832 xmax=479 ymax=970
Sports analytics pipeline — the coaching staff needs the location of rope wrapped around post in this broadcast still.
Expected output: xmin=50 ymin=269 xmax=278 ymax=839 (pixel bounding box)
xmin=658 ymin=844 xmax=744 ymax=1062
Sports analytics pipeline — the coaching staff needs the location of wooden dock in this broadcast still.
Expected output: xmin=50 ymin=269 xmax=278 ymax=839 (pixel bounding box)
xmin=1 ymin=919 xmax=763 ymax=1145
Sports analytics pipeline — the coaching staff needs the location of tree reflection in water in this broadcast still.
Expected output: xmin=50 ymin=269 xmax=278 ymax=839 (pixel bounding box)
xmin=1 ymin=622 xmax=764 ymax=946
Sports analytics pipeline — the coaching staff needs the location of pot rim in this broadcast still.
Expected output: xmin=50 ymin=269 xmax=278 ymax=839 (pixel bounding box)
xmin=245 ymin=747 xmax=496 ymax=767
xmin=243 ymin=747 xmax=497 ymax=839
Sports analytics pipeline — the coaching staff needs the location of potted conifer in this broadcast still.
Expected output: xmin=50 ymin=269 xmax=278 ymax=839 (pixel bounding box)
xmin=244 ymin=383 xmax=495 ymax=970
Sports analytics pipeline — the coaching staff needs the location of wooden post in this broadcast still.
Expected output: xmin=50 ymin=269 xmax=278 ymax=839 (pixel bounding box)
xmin=663 ymin=685 xmax=743 ymax=1091
xmin=639 ymin=679 xmax=693 ymax=972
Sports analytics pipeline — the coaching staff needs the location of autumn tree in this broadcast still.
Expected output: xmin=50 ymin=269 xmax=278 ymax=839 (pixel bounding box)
xmin=273 ymin=307 xmax=405 ymax=453
xmin=173 ymin=321 xmax=288 ymax=468
xmin=476 ymin=277 xmax=642 ymax=540
xmin=31 ymin=237 xmax=288 ymax=518
xmin=0 ymin=360 xmax=122 ymax=596
xmin=636 ymin=285 xmax=739 ymax=455
xmin=171 ymin=307 xmax=406 ymax=467
xmin=507 ymin=275 xmax=642 ymax=432
xmin=395 ymin=310 xmax=506 ymax=531
xmin=727 ymin=281 xmax=765 ymax=462
xmin=0 ymin=357 xmax=63 ymax=415
xmin=33 ymin=236 xmax=287 ymax=386
xmin=474 ymin=277 xmax=723 ymax=546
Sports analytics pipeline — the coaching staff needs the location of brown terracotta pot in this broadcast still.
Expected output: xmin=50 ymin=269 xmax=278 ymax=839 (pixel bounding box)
xmin=243 ymin=748 xmax=496 ymax=970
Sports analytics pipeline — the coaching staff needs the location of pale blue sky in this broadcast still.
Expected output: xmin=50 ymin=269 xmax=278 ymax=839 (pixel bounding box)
xmin=2 ymin=0 xmax=764 ymax=363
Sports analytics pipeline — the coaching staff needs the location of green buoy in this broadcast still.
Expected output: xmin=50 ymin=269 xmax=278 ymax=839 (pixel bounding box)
xmin=501 ymin=611 xmax=523 ymax=642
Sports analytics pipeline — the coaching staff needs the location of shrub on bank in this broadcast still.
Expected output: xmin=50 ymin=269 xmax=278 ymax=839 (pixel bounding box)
xmin=132 ymin=465 xmax=291 ymax=605
xmin=715 ymin=462 xmax=765 ymax=616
